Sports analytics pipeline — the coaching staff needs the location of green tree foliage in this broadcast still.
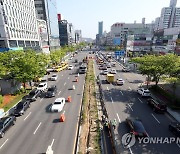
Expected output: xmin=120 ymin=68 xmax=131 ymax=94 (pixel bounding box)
xmin=132 ymin=54 xmax=180 ymax=87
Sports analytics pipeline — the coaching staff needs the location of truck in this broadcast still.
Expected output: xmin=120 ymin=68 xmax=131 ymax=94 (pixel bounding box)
xmin=106 ymin=74 xmax=114 ymax=83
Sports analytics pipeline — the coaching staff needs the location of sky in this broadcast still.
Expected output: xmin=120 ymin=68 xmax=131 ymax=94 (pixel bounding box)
xmin=56 ymin=0 xmax=180 ymax=39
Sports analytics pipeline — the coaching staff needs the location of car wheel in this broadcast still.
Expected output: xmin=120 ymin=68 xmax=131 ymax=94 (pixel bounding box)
xmin=0 ymin=132 xmax=4 ymax=138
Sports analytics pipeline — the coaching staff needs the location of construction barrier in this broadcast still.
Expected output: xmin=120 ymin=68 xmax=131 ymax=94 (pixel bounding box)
xmin=60 ymin=111 xmax=65 ymax=122
xmin=67 ymin=96 xmax=72 ymax=102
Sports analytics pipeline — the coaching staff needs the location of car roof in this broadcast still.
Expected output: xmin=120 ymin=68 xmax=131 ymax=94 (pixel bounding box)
xmin=39 ymin=82 xmax=47 ymax=85
xmin=55 ymin=98 xmax=65 ymax=102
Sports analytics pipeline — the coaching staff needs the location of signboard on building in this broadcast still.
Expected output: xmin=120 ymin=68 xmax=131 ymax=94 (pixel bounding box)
xmin=114 ymin=50 xmax=125 ymax=56
xmin=113 ymin=38 xmax=121 ymax=45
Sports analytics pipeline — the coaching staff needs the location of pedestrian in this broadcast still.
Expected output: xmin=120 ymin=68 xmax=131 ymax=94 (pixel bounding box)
xmin=112 ymin=119 xmax=117 ymax=129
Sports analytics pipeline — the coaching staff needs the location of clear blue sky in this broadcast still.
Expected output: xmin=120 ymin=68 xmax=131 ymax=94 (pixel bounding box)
xmin=57 ymin=0 xmax=180 ymax=39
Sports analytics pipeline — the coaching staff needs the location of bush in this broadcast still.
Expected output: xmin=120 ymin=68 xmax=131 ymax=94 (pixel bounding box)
xmin=0 ymin=95 xmax=3 ymax=104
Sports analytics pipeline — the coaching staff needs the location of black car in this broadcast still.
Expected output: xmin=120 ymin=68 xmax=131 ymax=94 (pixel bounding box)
xmin=46 ymin=85 xmax=57 ymax=98
xmin=13 ymin=100 xmax=30 ymax=116
xmin=169 ymin=122 xmax=180 ymax=137
xmin=0 ymin=116 xmax=16 ymax=138
xmin=75 ymin=59 xmax=78 ymax=63
xmin=147 ymin=98 xmax=167 ymax=113
xmin=26 ymin=88 xmax=40 ymax=102
xmin=126 ymin=118 xmax=148 ymax=137
xmin=122 ymin=67 xmax=130 ymax=72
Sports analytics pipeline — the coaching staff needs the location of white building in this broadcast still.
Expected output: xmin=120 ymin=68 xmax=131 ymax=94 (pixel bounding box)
xmin=156 ymin=0 xmax=180 ymax=30
xmin=0 ymin=0 xmax=39 ymax=50
xmin=75 ymin=30 xmax=82 ymax=44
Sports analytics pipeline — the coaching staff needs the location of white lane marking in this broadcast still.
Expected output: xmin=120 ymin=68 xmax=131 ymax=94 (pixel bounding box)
xmin=0 ymin=139 xmax=8 ymax=149
xmin=177 ymin=143 xmax=180 ymax=148
xmin=138 ymin=98 xmax=143 ymax=103
xmin=51 ymin=139 xmax=55 ymax=147
xmin=151 ymin=113 xmax=160 ymax=124
xmin=110 ymin=97 xmax=113 ymax=103
xmin=33 ymin=122 xmax=42 ymax=134
xmin=120 ymin=91 xmax=123 ymax=95
xmin=128 ymin=145 xmax=133 ymax=154
xmin=58 ymin=91 xmax=61 ymax=95
xmin=116 ymin=113 xmax=121 ymax=123
xmin=64 ymin=82 xmax=66 ymax=86
xmin=40 ymin=98 xmax=43 ymax=102
xmin=128 ymin=104 xmax=133 ymax=111
xmin=68 ymin=77 xmax=70 ymax=79
xmin=129 ymin=87 xmax=132 ymax=90
xmin=24 ymin=112 xmax=31 ymax=121
xmin=107 ymin=87 xmax=109 ymax=91
xmin=62 ymin=74 xmax=63 ymax=76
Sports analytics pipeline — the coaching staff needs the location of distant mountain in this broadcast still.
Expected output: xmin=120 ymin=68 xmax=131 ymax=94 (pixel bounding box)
xmin=82 ymin=38 xmax=94 ymax=43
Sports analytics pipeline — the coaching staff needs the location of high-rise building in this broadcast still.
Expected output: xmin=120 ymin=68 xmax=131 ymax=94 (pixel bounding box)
xmin=34 ymin=0 xmax=60 ymax=49
xmin=75 ymin=30 xmax=82 ymax=43
xmin=155 ymin=0 xmax=180 ymax=30
xmin=0 ymin=0 xmax=39 ymax=50
xmin=98 ymin=21 xmax=103 ymax=36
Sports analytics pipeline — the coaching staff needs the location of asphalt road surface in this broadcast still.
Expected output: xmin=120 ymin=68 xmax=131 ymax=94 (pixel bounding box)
xmin=0 ymin=52 xmax=87 ymax=154
xmin=94 ymin=52 xmax=180 ymax=154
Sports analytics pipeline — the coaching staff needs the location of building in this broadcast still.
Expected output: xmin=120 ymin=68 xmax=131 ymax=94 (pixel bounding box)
xmin=75 ymin=30 xmax=82 ymax=44
xmin=98 ymin=21 xmax=103 ymax=36
xmin=58 ymin=20 xmax=70 ymax=46
xmin=155 ymin=0 xmax=180 ymax=30
xmin=0 ymin=0 xmax=40 ymax=51
xmin=126 ymin=27 xmax=153 ymax=54
xmin=34 ymin=0 xmax=60 ymax=50
xmin=69 ymin=23 xmax=75 ymax=45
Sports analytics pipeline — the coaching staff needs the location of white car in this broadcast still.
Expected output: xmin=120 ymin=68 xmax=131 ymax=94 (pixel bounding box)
xmin=103 ymin=70 xmax=108 ymax=75
xmin=137 ymin=88 xmax=151 ymax=97
xmin=69 ymin=57 xmax=73 ymax=60
xmin=117 ymin=78 xmax=124 ymax=85
xmin=110 ymin=69 xmax=117 ymax=74
xmin=68 ymin=65 xmax=73 ymax=70
xmin=51 ymin=98 xmax=65 ymax=112
xmin=37 ymin=82 xmax=47 ymax=91
xmin=51 ymin=74 xmax=58 ymax=81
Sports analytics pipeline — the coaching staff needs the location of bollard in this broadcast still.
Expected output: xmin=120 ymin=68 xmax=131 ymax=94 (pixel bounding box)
xmin=67 ymin=96 xmax=72 ymax=102
xmin=60 ymin=111 xmax=65 ymax=122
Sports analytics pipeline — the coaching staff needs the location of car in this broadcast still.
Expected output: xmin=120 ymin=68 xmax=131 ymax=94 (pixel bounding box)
xmin=107 ymin=64 xmax=111 ymax=68
xmin=137 ymin=88 xmax=151 ymax=97
xmin=51 ymin=97 xmax=65 ymax=112
xmin=122 ymin=67 xmax=130 ymax=72
xmin=46 ymin=85 xmax=57 ymax=98
xmin=110 ymin=69 xmax=117 ymax=74
xmin=116 ymin=78 xmax=124 ymax=85
xmin=147 ymin=98 xmax=167 ymax=113
xmin=103 ymin=70 xmax=108 ymax=75
xmin=169 ymin=122 xmax=180 ymax=137
xmin=13 ymin=100 xmax=30 ymax=116
xmin=0 ymin=116 xmax=16 ymax=138
xmin=68 ymin=65 xmax=73 ymax=70
xmin=68 ymin=57 xmax=73 ymax=60
xmin=111 ymin=63 xmax=116 ymax=67
xmin=51 ymin=74 xmax=58 ymax=81
xmin=26 ymin=88 xmax=40 ymax=102
xmin=37 ymin=82 xmax=47 ymax=91
xmin=126 ymin=118 xmax=148 ymax=137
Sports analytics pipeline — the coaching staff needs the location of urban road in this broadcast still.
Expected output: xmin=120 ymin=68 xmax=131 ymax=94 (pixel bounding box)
xmin=94 ymin=52 xmax=180 ymax=154
xmin=0 ymin=52 xmax=87 ymax=154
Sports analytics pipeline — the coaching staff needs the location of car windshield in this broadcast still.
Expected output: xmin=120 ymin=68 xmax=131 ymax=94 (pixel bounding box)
xmin=54 ymin=102 xmax=61 ymax=105
xmin=0 ymin=123 xmax=3 ymax=129
xmin=134 ymin=121 xmax=146 ymax=133
xmin=48 ymin=87 xmax=55 ymax=91
xmin=52 ymin=75 xmax=56 ymax=77
xmin=144 ymin=91 xmax=150 ymax=94
xmin=16 ymin=103 xmax=23 ymax=109
xmin=38 ymin=84 xmax=44 ymax=87
xmin=29 ymin=90 xmax=35 ymax=95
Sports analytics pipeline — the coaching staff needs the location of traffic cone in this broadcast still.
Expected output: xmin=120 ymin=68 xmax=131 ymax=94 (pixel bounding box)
xmin=67 ymin=96 xmax=72 ymax=102
xmin=60 ymin=111 xmax=65 ymax=122
xmin=75 ymin=77 xmax=78 ymax=82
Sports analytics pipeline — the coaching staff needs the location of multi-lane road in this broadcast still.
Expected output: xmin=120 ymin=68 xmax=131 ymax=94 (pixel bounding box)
xmin=0 ymin=52 xmax=87 ymax=154
xmin=94 ymin=52 xmax=180 ymax=154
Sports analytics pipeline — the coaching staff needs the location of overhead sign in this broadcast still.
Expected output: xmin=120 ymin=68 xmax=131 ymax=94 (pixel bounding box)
xmin=113 ymin=38 xmax=121 ymax=45
xmin=114 ymin=50 xmax=125 ymax=56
